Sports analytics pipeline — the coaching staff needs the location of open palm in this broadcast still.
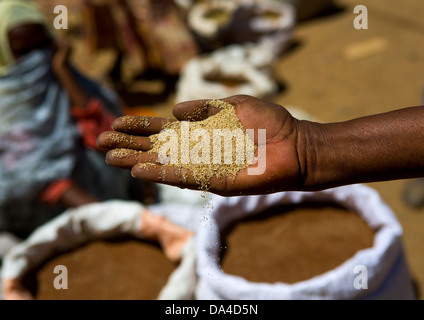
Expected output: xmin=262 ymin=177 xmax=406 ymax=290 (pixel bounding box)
xmin=97 ymin=95 xmax=304 ymax=196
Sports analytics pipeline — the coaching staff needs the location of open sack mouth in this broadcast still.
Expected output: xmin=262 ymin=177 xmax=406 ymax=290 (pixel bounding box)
xmin=194 ymin=185 xmax=417 ymax=300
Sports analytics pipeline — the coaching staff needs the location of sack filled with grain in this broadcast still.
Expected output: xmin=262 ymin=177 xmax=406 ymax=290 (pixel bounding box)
xmin=1 ymin=200 xmax=197 ymax=300
xmin=194 ymin=184 xmax=417 ymax=300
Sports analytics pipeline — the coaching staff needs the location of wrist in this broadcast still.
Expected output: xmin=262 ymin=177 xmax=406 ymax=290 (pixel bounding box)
xmin=59 ymin=185 xmax=99 ymax=207
xmin=52 ymin=61 xmax=70 ymax=76
xmin=295 ymin=119 xmax=323 ymax=191
xmin=297 ymin=119 xmax=363 ymax=191
xmin=296 ymin=109 xmax=424 ymax=190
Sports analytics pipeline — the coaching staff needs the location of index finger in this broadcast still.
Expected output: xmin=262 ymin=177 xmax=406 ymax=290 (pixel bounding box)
xmin=112 ymin=115 xmax=175 ymax=135
xmin=173 ymin=100 xmax=218 ymax=121
xmin=172 ymin=96 xmax=250 ymax=121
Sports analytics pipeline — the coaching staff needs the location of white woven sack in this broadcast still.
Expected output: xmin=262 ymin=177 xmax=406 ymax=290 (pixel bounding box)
xmin=1 ymin=200 xmax=197 ymax=300
xmin=187 ymin=1 xmax=240 ymax=41
xmin=175 ymin=49 xmax=278 ymax=103
xmin=211 ymin=42 xmax=276 ymax=74
xmin=187 ymin=0 xmax=296 ymax=55
xmin=239 ymin=0 xmax=296 ymax=56
xmin=195 ymin=184 xmax=417 ymax=300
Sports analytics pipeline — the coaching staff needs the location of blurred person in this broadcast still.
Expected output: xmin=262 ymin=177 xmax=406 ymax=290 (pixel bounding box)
xmin=0 ymin=0 xmax=144 ymax=241
xmin=402 ymin=88 xmax=424 ymax=209
xmin=97 ymin=94 xmax=424 ymax=197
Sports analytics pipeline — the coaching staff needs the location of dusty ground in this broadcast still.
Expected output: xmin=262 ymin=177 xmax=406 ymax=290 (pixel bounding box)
xmin=36 ymin=0 xmax=424 ymax=299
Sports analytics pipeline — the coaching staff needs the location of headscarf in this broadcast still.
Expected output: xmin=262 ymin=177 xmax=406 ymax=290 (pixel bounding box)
xmin=0 ymin=0 xmax=49 ymax=75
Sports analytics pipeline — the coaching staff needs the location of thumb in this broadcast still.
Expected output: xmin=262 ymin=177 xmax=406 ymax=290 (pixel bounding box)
xmin=172 ymin=99 xmax=223 ymax=121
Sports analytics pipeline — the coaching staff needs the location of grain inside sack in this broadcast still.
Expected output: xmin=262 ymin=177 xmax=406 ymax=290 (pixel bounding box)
xmin=219 ymin=203 xmax=375 ymax=284
xmin=32 ymin=239 xmax=177 ymax=300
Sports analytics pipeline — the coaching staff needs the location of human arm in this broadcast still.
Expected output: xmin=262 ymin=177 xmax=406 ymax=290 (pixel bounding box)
xmin=97 ymin=94 xmax=424 ymax=195
xmin=57 ymin=184 xmax=100 ymax=208
xmin=52 ymin=40 xmax=118 ymax=150
xmin=51 ymin=41 xmax=89 ymax=109
xmin=299 ymin=105 xmax=424 ymax=190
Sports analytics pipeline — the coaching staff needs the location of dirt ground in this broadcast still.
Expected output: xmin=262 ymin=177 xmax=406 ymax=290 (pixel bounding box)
xmin=35 ymin=0 xmax=424 ymax=299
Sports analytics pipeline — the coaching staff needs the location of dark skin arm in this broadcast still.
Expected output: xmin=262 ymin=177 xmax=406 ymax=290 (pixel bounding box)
xmin=58 ymin=184 xmax=99 ymax=208
xmin=300 ymin=105 xmax=424 ymax=190
xmin=51 ymin=41 xmax=90 ymax=109
xmin=97 ymin=95 xmax=424 ymax=196
xmin=51 ymin=43 xmax=100 ymax=206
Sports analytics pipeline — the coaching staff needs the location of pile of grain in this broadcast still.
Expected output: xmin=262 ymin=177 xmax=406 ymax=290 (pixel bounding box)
xmin=148 ymin=99 xmax=256 ymax=190
xmin=219 ymin=203 xmax=375 ymax=284
xmin=25 ymin=238 xmax=177 ymax=300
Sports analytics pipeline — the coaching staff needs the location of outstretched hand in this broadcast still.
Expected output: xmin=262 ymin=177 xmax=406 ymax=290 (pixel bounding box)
xmin=97 ymin=95 xmax=306 ymax=196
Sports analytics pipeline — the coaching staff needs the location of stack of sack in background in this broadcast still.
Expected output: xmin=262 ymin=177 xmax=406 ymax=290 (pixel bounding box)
xmin=175 ymin=0 xmax=296 ymax=102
